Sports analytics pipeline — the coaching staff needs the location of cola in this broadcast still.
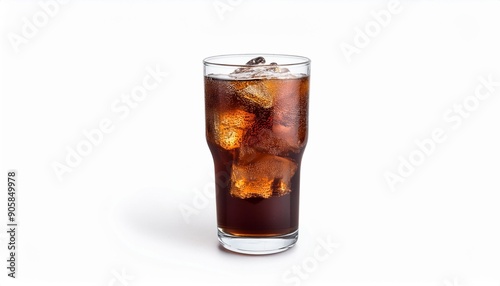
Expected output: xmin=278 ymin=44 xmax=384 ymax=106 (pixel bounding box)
xmin=204 ymin=54 xmax=310 ymax=254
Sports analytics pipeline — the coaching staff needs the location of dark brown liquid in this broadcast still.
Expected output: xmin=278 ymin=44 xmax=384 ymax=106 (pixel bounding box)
xmin=205 ymin=76 xmax=308 ymax=237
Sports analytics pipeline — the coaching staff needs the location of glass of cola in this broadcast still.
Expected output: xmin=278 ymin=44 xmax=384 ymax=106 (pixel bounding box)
xmin=204 ymin=54 xmax=310 ymax=254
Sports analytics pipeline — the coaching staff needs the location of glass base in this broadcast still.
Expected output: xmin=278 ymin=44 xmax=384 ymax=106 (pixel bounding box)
xmin=218 ymin=228 xmax=298 ymax=255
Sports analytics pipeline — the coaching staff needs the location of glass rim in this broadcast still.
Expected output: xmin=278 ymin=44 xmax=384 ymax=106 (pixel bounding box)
xmin=203 ymin=53 xmax=311 ymax=68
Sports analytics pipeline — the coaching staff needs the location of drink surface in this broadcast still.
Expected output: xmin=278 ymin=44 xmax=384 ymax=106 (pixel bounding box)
xmin=205 ymin=74 xmax=309 ymax=236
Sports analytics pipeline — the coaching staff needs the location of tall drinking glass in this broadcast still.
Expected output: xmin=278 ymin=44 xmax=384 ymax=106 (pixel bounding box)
xmin=204 ymin=54 xmax=310 ymax=254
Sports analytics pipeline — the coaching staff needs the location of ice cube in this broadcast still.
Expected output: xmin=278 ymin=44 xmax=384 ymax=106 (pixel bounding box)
xmin=270 ymin=79 xmax=306 ymax=149
xmin=229 ymin=57 xmax=296 ymax=80
xmin=228 ymin=81 xmax=273 ymax=109
xmin=230 ymin=154 xmax=297 ymax=199
xmin=246 ymin=56 xmax=266 ymax=65
xmin=231 ymin=176 xmax=274 ymax=199
xmin=230 ymin=68 xmax=295 ymax=80
xmin=252 ymin=63 xmax=293 ymax=78
xmin=213 ymin=109 xmax=255 ymax=150
xmin=232 ymin=56 xmax=266 ymax=75
xmin=241 ymin=125 xmax=300 ymax=157
xmin=272 ymin=80 xmax=301 ymax=123
xmin=271 ymin=178 xmax=295 ymax=197
xmin=271 ymin=123 xmax=301 ymax=151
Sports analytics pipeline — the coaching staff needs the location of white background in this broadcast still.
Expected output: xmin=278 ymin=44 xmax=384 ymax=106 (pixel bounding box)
xmin=1 ymin=1 xmax=500 ymax=285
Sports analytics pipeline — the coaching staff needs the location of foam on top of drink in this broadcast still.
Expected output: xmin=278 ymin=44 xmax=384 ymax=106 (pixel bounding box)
xmin=208 ymin=56 xmax=305 ymax=80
